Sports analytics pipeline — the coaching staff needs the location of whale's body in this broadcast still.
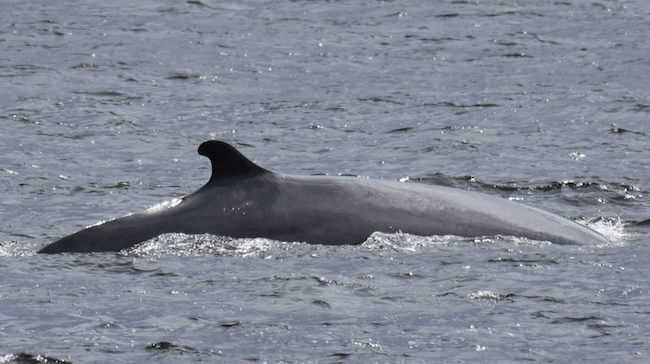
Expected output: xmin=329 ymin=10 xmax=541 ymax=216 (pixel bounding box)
xmin=38 ymin=141 xmax=608 ymax=253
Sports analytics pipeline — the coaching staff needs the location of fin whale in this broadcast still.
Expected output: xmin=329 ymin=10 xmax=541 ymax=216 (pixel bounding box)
xmin=38 ymin=140 xmax=608 ymax=253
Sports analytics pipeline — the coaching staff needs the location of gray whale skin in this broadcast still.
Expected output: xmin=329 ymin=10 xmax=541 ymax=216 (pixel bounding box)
xmin=38 ymin=140 xmax=608 ymax=253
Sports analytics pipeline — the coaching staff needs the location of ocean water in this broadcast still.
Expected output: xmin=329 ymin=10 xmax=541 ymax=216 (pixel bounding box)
xmin=1 ymin=0 xmax=649 ymax=362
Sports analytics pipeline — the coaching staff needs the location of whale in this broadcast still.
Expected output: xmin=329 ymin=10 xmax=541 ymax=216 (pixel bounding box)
xmin=38 ymin=140 xmax=608 ymax=253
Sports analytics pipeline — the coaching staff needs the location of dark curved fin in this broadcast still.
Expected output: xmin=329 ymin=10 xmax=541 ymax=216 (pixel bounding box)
xmin=198 ymin=140 xmax=268 ymax=183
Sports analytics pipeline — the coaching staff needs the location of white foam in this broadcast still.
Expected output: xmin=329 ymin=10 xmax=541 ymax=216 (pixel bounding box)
xmin=580 ymin=217 xmax=627 ymax=247
xmin=124 ymin=233 xmax=277 ymax=257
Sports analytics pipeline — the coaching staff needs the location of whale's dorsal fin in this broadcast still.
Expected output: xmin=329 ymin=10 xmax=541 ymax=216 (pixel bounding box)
xmin=198 ymin=140 xmax=268 ymax=183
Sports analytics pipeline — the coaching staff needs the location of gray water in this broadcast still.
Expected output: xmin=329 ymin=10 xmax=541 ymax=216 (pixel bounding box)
xmin=1 ymin=0 xmax=649 ymax=362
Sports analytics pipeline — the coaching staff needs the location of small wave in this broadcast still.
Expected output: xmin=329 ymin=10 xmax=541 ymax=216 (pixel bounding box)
xmin=357 ymin=96 xmax=405 ymax=105
xmin=610 ymin=123 xmax=647 ymax=135
xmin=6 ymin=225 xmax=631 ymax=258
xmin=410 ymin=174 xmax=642 ymax=195
xmin=580 ymin=217 xmax=627 ymax=247
xmin=468 ymin=290 xmax=513 ymax=302
xmin=360 ymin=231 xmax=461 ymax=252
xmin=471 ymin=235 xmax=553 ymax=247
xmin=124 ymin=232 xmax=483 ymax=257
xmin=0 ymin=353 xmax=70 ymax=363
xmin=0 ymin=241 xmax=37 ymax=257
xmin=121 ymin=230 xmax=602 ymax=257
xmin=71 ymin=90 xmax=125 ymax=97
xmin=146 ymin=341 xmax=200 ymax=355
xmin=123 ymin=233 xmax=278 ymax=257
xmin=166 ymin=72 xmax=202 ymax=80
xmin=361 ymin=231 xmax=555 ymax=252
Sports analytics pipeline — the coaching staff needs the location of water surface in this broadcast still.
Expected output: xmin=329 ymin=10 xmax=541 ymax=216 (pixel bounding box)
xmin=1 ymin=0 xmax=648 ymax=362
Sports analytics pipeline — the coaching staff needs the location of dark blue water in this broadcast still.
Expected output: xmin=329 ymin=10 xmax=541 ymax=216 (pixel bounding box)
xmin=1 ymin=0 xmax=648 ymax=362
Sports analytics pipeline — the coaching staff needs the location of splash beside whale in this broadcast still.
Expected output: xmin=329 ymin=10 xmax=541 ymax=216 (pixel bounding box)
xmin=38 ymin=140 xmax=608 ymax=253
